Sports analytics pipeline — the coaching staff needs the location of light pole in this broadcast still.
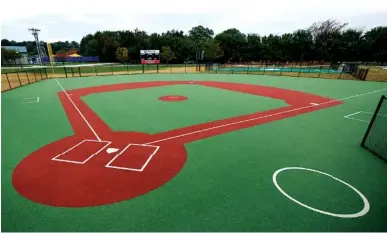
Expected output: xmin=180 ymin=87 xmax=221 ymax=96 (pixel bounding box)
xmin=28 ymin=28 xmax=43 ymax=65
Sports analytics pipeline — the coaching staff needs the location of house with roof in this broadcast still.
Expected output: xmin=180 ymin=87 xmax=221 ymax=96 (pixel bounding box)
xmin=1 ymin=46 xmax=28 ymax=65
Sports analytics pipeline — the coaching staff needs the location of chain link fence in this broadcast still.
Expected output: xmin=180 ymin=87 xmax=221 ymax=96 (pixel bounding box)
xmin=361 ymin=95 xmax=387 ymax=162
xmin=2 ymin=62 xmax=386 ymax=92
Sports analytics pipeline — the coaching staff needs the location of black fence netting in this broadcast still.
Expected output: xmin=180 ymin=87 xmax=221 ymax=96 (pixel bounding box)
xmin=361 ymin=95 xmax=387 ymax=161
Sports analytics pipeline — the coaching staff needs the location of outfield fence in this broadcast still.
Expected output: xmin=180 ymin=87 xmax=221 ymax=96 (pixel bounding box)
xmin=1 ymin=62 xmax=386 ymax=92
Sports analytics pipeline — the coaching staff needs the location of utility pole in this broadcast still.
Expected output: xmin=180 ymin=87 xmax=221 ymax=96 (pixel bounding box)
xmin=28 ymin=28 xmax=44 ymax=64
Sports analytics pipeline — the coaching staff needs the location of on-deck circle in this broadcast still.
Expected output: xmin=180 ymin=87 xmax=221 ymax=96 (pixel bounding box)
xmin=272 ymin=167 xmax=370 ymax=218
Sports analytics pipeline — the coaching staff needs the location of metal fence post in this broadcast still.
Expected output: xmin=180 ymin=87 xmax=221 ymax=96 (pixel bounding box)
xmin=142 ymin=64 xmax=145 ymax=74
xmin=16 ymin=72 xmax=23 ymax=85
xmin=16 ymin=72 xmax=22 ymax=86
xmin=39 ymin=69 xmax=44 ymax=80
xmin=33 ymin=70 xmax=38 ymax=82
xmin=45 ymin=68 xmax=49 ymax=79
xmin=64 ymin=67 xmax=68 ymax=78
xmin=297 ymin=65 xmax=302 ymax=77
xmin=364 ymin=69 xmax=369 ymax=81
xmin=279 ymin=62 xmax=283 ymax=76
xmin=157 ymin=64 xmax=159 ymax=74
xmin=5 ymin=73 xmax=12 ymax=90
xmin=318 ymin=65 xmax=322 ymax=78
xmin=78 ymin=67 xmax=82 ymax=77
xmin=26 ymin=71 xmax=31 ymax=83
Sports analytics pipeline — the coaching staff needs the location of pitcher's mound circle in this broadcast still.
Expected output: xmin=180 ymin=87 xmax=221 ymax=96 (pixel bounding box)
xmin=159 ymin=95 xmax=187 ymax=102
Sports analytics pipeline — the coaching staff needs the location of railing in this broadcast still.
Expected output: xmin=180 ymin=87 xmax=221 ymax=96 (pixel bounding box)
xmin=1 ymin=68 xmax=49 ymax=91
xmin=2 ymin=63 xmax=386 ymax=92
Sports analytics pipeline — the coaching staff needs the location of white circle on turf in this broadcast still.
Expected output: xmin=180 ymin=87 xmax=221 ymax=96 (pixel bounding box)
xmin=272 ymin=167 xmax=370 ymax=218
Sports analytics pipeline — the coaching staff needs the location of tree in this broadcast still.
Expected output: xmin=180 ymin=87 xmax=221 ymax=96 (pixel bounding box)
xmin=160 ymin=46 xmax=176 ymax=64
xmin=215 ymin=28 xmax=247 ymax=62
xmin=1 ymin=47 xmax=22 ymax=64
xmin=115 ymin=47 xmax=129 ymax=62
xmin=362 ymin=26 xmax=387 ymax=62
xmin=189 ymin=25 xmax=214 ymax=55
xmin=309 ymin=19 xmax=348 ymax=61
xmin=204 ymin=40 xmax=223 ymax=61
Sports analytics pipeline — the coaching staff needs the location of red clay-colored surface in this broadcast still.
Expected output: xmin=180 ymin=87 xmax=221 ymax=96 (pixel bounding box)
xmin=13 ymin=132 xmax=186 ymax=207
xmin=12 ymin=81 xmax=343 ymax=207
xmin=159 ymin=95 xmax=187 ymax=102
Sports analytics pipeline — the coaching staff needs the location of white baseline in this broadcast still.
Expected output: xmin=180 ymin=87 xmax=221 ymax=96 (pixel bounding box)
xmin=55 ymin=79 xmax=102 ymax=141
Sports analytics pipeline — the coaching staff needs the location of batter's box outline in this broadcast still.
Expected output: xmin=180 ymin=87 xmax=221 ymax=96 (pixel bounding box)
xmin=105 ymin=144 xmax=160 ymax=172
xmin=23 ymin=97 xmax=40 ymax=104
xmin=52 ymin=139 xmax=112 ymax=164
xmin=344 ymin=111 xmax=387 ymax=123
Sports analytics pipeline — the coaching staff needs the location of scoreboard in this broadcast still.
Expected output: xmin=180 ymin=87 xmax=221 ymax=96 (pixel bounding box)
xmin=140 ymin=50 xmax=160 ymax=64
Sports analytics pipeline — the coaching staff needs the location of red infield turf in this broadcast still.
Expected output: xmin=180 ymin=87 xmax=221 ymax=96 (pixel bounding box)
xmin=13 ymin=81 xmax=342 ymax=207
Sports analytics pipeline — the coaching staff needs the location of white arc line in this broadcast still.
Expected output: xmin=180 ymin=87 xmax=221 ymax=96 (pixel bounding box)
xmin=145 ymin=87 xmax=387 ymax=145
xmin=55 ymin=79 xmax=102 ymax=141
xmin=272 ymin=167 xmax=370 ymax=218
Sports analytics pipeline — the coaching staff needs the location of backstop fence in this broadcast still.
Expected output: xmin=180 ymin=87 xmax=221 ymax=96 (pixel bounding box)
xmin=361 ymin=95 xmax=387 ymax=162
xmin=1 ymin=62 xmax=386 ymax=92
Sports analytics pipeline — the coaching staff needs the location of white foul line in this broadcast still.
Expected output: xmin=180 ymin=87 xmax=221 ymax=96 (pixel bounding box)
xmin=343 ymin=110 xmax=387 ymax=123
xmin=55 ymin=79 xmax=102 ymax=141
xmin=344 ymin=111 xmax=362 ymax=118
xmin=344 ymin=115 xmax=370 ymax=123
xmin=144 ymin=88 xmax=387 ymax=145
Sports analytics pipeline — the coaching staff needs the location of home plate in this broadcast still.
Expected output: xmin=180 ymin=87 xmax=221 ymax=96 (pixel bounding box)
xmin=105 ymin=144 xmax=160 ymax=172
xmin=106 ymin=148 xmax=119 ymax=154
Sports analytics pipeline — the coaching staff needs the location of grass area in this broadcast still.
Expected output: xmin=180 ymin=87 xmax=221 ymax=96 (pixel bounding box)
xmin=2 ymin=74 xmax=387 ymax=231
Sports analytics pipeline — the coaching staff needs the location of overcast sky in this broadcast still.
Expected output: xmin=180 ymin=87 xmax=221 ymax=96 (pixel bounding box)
xmin=1 ymin=0 xmax=387 ymax=42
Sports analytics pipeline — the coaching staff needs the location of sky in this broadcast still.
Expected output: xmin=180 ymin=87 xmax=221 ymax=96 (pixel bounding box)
xmin=1 ymin=0 xmax=387 ymax=43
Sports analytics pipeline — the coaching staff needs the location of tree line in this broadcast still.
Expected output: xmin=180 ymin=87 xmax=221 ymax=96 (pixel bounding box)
xmin=1 ymin=40 xmax=80 ymax=57
xmin=79 ymin=19 xmax=387 ymax=63
xmin=1 ymin=19 xmax=387 ymax=64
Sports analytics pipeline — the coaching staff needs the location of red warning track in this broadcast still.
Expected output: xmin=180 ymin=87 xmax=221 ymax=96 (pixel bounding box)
xmin=12 ymin=81 xmax=343 ymax=207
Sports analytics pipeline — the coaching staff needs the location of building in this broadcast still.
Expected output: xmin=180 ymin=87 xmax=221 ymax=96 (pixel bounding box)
xmin=1 ymin=46 xmax=28 ymax=65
